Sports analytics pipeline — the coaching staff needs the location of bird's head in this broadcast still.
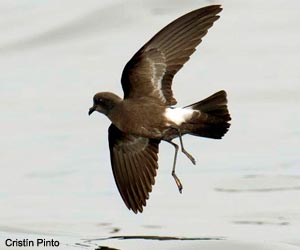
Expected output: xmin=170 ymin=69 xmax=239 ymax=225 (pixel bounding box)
xmin=89 ymin=92 xmax=122 ymax=116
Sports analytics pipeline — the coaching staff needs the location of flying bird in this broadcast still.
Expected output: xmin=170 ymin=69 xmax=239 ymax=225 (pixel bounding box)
xmin=89 ymin=5 xmax=231 ymax=213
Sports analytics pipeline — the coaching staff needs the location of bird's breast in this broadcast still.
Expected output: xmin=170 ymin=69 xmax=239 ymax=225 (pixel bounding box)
xmin=108 ymin=100 xmax=167 ymax=139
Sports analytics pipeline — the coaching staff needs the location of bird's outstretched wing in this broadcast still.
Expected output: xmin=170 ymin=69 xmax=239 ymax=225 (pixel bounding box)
xmin=108 ymin=124 xmax=160 ymax=213
xmin=121 ymin=5 xmax=222 ymax=106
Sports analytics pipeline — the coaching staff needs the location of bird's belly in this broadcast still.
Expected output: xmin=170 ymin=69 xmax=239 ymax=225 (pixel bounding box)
xmin=111 ymin=106 xmax=167 ymax=139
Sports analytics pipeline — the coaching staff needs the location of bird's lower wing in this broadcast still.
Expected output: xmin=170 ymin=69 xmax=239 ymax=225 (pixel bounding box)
xmin=108 ymin=124 xmax=160 ymax=213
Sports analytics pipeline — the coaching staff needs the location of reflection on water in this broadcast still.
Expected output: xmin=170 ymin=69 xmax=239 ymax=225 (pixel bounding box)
xmin=89 ymin=236 xmax=224 ymax=250
xmin=89 ymin=235 xmax=224 ymax=241
xmin=96 ymin=246 xmax=120 ymax=250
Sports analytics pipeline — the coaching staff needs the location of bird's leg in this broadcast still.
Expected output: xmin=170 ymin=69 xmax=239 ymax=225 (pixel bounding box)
xmin=177 ymin=129 xmax=196 ymax=165
xmin=166 ymin=140 xmax=183 ymax=193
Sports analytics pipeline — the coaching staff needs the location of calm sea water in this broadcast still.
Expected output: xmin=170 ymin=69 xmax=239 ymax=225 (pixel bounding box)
xmin=1 ymin=0 xmax=299 ymax=249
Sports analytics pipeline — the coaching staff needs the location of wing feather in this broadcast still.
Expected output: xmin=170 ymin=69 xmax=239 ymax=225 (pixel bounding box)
xmin=108 ymin=124 xmax=160 ymax=213
xmin=121 ymin=5 xmax=222 ymax=105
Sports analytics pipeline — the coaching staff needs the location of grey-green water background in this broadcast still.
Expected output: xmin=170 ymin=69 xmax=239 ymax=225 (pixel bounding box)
xmin=0 ymin=0 xmax=299 ymax=249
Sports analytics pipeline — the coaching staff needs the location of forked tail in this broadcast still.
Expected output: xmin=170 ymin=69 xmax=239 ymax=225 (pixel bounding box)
xmin=181 ymin=90 xmax=231 ymax=139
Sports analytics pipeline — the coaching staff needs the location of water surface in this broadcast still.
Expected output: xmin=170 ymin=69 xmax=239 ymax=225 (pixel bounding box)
xmin=0 ymin=0 xmax=300 ymax=249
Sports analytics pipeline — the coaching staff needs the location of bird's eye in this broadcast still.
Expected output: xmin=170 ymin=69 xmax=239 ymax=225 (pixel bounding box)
xmin=95 ymin=98 xmax=101 ymax=103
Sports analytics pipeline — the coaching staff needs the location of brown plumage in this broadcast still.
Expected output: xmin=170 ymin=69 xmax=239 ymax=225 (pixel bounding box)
xmin=108 ymin=125 xmax=160 ymax=213
xmin=89 ymin=5 xmax=231 ymax=213
xmin=121 ymin=5 xmax=222 ymax=106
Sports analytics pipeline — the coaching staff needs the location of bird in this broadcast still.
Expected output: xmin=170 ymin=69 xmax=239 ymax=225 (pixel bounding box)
xmin=89 ymin=5 xmax=231 ymax=213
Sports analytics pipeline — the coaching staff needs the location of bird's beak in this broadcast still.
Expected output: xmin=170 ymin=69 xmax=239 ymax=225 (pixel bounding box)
xmin=88 ymin=106 xmax=96 ymax=116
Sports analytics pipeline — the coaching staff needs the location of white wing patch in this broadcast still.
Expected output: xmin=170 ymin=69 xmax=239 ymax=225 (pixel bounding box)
xmin=150 ymin=61 xmax=166 ymax=102
xmin=145 ymin=50 xmax=167 ymax=103
xmin=164 ymin=107 xmax=196 ymax=126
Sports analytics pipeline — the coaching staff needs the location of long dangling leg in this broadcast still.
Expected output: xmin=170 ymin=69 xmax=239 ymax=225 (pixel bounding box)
xmin=165 ymin=140 xmax=183 ymax=193
xmin=178 ymin=129 xmax=196 ymax=165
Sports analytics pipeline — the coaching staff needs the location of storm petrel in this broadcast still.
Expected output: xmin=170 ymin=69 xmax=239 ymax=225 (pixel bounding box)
xmin=89 ymin=5 xmax=231 ymax=213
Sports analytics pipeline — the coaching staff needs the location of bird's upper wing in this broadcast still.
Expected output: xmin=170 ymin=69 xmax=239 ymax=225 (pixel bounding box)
xmin=108 ymin=124 xmax=160 ymax=213
xmin=121 ymin=5 xmax=222 ymax=106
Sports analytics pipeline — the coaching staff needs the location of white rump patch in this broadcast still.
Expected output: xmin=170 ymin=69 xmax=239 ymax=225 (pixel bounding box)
xmin=164 ymin=107 xmax=195 ymax=126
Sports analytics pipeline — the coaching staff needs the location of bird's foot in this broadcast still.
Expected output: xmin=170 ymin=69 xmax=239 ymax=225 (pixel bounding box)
xmin=172 ymin=171 xmax=183 ymax=193
xmin=182 ymin=149 xmax=196 ymax=165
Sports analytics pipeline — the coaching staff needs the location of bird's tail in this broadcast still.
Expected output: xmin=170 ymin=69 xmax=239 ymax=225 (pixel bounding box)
xmin=181 ymin=90 xmax=231 ymax=139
